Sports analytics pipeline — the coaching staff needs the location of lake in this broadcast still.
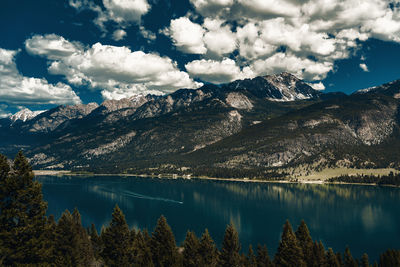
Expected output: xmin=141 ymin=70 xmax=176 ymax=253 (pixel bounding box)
xmin=36 ymin=175 xmax=400 ymax=261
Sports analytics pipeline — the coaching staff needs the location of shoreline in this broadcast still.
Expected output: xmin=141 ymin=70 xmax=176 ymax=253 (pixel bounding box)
xmin=33 ymin=170 xmax=399 ymax=187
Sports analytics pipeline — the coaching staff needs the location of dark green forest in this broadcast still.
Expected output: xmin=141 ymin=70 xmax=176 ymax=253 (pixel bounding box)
xmin=1 ymin=152 xmax=400 ymax=266
xmin=328 ymin=172 xmax=400 ymax=186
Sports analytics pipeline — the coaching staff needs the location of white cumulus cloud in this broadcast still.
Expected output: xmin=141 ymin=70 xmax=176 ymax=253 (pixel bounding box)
xmin=259 ymin=18 xmax=337 ymax=56
xmin=185 ymin=58 xmax=253 ymax=84
xmin=237 ymin=0 xmax=300 ymax=18
xmin=112 ymin=29 xmax=127 ymax=41
xmin=164 ymin=17 xmax=206 ymax=54
xmin=203 ymin=18 xmax=237 ymax=56
xmin=359 ymin=63 xmax=369 ymax=72
xmin=189 ymin=0 xmax=234 ymax=16
xmin=362 ymin=9 xmax=400 ymax=42
xmin=307 ymin=82 xmax=326 ymax=91
xmin=102 ymin=0 xmax=150 ymax=25
xmin=25 ymin=34 xmax=201 ymax=99
xmin=25 ymin=34 xmax=82 ymax=60
xmin=164 ymin=16 xmax=238 ymax=57
xmin=139 ymin=26 xmax=156 ymax=42
xmin=236 ymin=22 xmax=276 ymax=60
xmin=178 ymin=0 xmax=400 ymax=85
xmin=69 ymin=0 xmax=150 ymax=36
xmin=0 ymin=47 xmax=81 ymax=105
xmin=251 ymin=53 xmax=333 ymax=80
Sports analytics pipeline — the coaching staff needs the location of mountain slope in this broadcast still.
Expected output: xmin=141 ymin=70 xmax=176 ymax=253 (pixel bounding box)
xmin=3 ymin=73 xmax=400 ymax=176
xmin=354 ymin=79 xmax=400 ymax=98
xmin=185 ymin=93 xmax=400 ymax=172
xmin=0 ymin=73 xmax=321 ymax=169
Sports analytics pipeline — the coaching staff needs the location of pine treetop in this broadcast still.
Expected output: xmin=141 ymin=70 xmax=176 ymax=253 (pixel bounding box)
xmin=219 ymin=223 xmax=241 ymax=267
xmin=274 ymin=220 xmax=306 ymax=267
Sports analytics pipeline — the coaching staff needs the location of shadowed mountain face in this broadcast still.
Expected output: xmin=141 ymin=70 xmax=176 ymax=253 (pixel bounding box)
xmin=188 ymin=94 xmax=400 ymax=170
xmin=1 ymin=73 xmax=399 ymax=174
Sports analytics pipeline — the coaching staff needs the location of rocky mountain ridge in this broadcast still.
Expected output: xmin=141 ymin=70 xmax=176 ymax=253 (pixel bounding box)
xmin=3 ymin=72 xmax=319 ymax=133
xmin=1 ymin=73 xmax=399 ymax=176
xmin=188 ymin=93 xmax=400 ymax=171
xmin=354 ymin=79 xmax=400 ymax=99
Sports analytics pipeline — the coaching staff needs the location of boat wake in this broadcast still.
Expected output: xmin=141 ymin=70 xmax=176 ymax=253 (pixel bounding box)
xmin=92 ymin=186 xmax=183 ymax=204
xmin=121 ymin=190 xmax=183 ymax=204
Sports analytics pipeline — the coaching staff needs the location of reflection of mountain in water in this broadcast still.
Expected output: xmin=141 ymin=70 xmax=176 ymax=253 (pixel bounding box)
xmin=37 ymin=176 xmax=400 ymax=261
xmin=212 ymin=181 xmax=398 ymax=205
xmin=191 ymin=181 xmax=398 ymax=239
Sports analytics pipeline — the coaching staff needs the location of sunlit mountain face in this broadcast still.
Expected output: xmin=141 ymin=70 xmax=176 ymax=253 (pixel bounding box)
xmin=1 ymin=0 xmax=400 ymax=118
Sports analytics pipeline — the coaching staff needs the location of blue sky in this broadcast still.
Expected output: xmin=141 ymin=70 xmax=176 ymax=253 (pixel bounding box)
xmin=1 ymin=0 xmax=400 ymax=116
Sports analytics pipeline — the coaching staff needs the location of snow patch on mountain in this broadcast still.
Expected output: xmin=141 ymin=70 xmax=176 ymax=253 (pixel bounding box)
xmin=356 ymin=86 xmax=377 ymax=94
xmin=263 ymin=72 xmax=316 ymax=101
xmin=355 ymin=80 xmax=400 ymax=95
xmin=10 ymin=108 xmax=46 ymax=122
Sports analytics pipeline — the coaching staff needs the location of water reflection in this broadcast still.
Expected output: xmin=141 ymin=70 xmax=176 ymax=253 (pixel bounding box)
xmin=37 ymin=176 xmax=400 ymax=261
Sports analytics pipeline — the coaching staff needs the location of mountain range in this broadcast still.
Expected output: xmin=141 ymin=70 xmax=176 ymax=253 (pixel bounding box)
xmin=1 ymin=72 xmax=399 ymax=177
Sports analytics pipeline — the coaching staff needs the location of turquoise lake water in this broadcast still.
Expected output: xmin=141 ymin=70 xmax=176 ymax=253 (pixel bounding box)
xmin=36 ymin=175 xmax=400 ymax=261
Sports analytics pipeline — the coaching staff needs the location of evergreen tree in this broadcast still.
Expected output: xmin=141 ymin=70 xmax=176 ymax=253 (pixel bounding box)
xmin=183 ymin=231 xmax=201 ymax=267
xmin=343 ymin=247 xmax=358 ymax=267
xmin=88 ymin=223 xmax=103 ymax=259
xmin=132 ymin=230 xmax=154 ymax=267
xmin=43 ymin=214 xmax=57 ymax=263
xmin=274 ymin=220 xmax=306 ymax=267
xmin=312 ymin=241 xmax=327 ymax=267
xmin=219 ymin=223 xmax=241 ymax=267
xmin=326 ymin=248 xmax=340 ymax=267
xmin=336 ymin=252 xmax=343 ymax=266
xmin=54 ymin=209 xmax=94 ymax=266
xmin=54 ymin=210 xmax=75 ymax=266
xmin=379 ymin=249 xmax=400 ymax=267
xmin=241 ymin=252 xmax=249 ymax=267
xmin=72 ymin=208 xmax=94 ymax=265
xmin=0 ymin=154 xmax=9 ymax=180
xmin=360 ymin=253 xmax=370 ymax=267
xmin=295 ymin=220 xmax=314 ymax=266
xmin=101 ymin=205 xmax=132 ymax=267
xmin=256 ymin=244 xmax=272 ymax=267
xmin=130 ymin=227 xmax=137 ymax=246
xmin=142 ymin=228 xmax=152 ymax=246
xmin=150 ymin=215 xmax=179 ymax=267
xmin=0 ymin=152 xmax=9 ymax=265
xmin=246 ymin=245 xmax=257 ymax=267
xmin=0 ymin=151 xmax=49 ymax=265
xmin=199 ymin=229 xmax=218 ymax=267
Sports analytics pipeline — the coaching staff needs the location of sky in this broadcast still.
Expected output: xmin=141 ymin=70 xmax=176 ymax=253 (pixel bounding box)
xmin=1 ymin=0 xmax=400 ymax=117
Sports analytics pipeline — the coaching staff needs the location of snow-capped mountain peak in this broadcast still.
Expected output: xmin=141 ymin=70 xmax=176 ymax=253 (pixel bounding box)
xmin=228 ymin=72 xmax=321 ymax=102
xmin=9 ymin=108 xmax=46 ymax=122
xmin=262 ymin=72 xmax=318 ymax=101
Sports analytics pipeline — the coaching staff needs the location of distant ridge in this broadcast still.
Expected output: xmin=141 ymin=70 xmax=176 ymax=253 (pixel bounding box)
xmin=1 ymin=72 xmax=400 ymax=177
